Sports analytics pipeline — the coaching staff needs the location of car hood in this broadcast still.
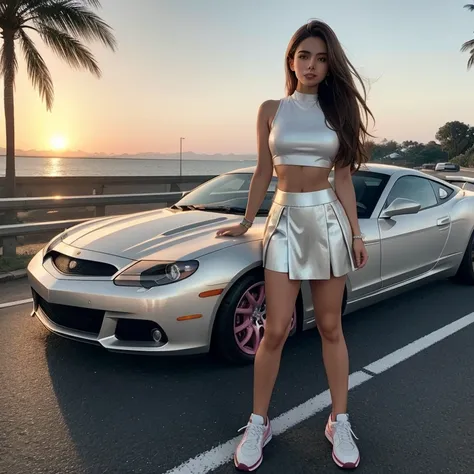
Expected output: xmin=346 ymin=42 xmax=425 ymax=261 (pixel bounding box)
xmin=62 ymin=208 xmax=264 ymax=261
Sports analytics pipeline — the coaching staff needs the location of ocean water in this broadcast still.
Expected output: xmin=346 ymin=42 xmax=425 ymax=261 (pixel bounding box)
xmin=0 ymin=156 xmax=257 ymax=177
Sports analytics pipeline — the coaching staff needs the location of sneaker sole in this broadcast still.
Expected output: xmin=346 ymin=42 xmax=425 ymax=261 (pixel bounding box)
xmin=325 ymin=428 xmax=360 ymax=470
xmin=234 ymin=432 xmax=273 ymax=472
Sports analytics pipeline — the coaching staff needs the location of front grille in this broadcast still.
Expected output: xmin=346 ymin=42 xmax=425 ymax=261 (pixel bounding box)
xmin=36 ymin=292 xmax=105 ymax=335
xmin=49 ymin=251 xmax=118 ymax=277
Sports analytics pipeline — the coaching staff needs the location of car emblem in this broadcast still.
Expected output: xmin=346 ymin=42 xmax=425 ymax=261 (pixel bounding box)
xmin=69 ymin=260 xmax=78 ymax=270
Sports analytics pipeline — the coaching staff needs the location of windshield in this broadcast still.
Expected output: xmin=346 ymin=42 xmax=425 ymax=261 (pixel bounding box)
xmin=175 ymin=170 xmax=389 ymax=218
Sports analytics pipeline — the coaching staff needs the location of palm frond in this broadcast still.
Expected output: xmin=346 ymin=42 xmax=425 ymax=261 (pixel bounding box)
xmin=464 ymin=4 xmax=474 ymax=11
xmin=30 ymin=1 xmax=117 ymax=50
xmin=461 ymin=38 xmax=474 ymax=69
xmin=38 ymin=24 xmax=101 ymax=76
xmin=19 ymin=0 xmax=102 ymax=16
xmin=20 ymin=29 xmax=54 ymax=109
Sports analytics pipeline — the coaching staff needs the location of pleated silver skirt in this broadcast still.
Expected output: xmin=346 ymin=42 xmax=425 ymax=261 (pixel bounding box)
xmin=262 ymin=187 xmax=356 ymax=280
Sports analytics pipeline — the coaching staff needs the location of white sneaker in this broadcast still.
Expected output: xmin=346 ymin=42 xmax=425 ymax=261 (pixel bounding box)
xmin=234 ymin=413 xmax=273 ymax=471
xmin=325 ymin=413 xmax=360 ymax=469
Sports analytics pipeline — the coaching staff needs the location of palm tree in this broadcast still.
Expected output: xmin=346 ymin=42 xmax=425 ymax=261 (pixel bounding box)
xmin=461 ymin=3 xmax=474 ymax=70
xmin=0 ymin=0 xmax=116 ymax=198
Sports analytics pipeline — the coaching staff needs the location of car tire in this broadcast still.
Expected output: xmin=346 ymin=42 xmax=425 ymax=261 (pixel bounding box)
xmin=211 ymin=269 xmax=299 ymax=365
xmin=454 ymin=230 xmax=474 ymax=285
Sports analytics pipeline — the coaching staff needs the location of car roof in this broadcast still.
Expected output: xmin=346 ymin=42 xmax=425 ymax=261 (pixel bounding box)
xmin=226 ymin=162 xmax=422 ymax=177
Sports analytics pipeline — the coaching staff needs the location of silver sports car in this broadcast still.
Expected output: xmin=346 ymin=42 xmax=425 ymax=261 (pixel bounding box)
xmin=27 ymin=163 xmax=474 ymax=364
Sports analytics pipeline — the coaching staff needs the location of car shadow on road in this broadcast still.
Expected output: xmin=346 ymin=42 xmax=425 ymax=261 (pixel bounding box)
xmin=41 ymin=279 xmax=474 ymax=473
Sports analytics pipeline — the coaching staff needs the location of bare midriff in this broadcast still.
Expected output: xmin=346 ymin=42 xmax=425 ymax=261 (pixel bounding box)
xmin=274 ymin=165 xmax=332 ymax=193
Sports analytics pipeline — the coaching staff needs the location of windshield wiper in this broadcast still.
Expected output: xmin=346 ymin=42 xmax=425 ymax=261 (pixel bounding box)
xmin=190 ymin=205 xmax=247 ymax=214
xmin=169 ymin=204 xmax=198 ymax=211
xmin=191 ymin=205 xmax=268 ymax=216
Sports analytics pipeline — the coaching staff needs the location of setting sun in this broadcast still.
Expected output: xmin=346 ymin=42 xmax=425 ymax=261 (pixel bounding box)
xmin=50 ymin=134 xmax=67 ymax=151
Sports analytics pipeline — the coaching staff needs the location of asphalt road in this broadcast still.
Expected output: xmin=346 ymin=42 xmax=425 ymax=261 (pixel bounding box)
xmin=1 ymin=277 xmax=473 ymax=474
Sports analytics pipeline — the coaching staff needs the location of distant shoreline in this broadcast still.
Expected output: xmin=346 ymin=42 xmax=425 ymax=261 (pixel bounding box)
xmin=0 ymin=154 xmax=257 ymax=161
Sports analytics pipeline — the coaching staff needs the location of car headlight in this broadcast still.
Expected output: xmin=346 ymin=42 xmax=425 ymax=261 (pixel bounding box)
xmin=113 ymin=260 xmax=199 ymax=289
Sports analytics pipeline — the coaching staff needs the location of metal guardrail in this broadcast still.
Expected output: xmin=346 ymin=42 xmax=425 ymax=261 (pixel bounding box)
xmin=0 ymin=191 xmax=185 ymax=211
xmin=0 ymin=190 xmax=187 ymax=258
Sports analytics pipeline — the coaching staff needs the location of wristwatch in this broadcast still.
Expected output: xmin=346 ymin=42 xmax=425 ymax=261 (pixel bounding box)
xmin=240 ymin=217 xmax=253 ymax=229
xmin=353 ymin=234 xmax=365 ymax=240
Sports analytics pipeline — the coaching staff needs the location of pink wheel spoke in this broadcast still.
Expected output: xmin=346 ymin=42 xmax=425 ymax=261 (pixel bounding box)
xmin=240 ymin=326 xmax=254 ymax=347
xmin=235 ymin=318 xmax=252 ymax=333
xmin=256 ymin=285 xmax=265 ymax=306
xmin=236 ymin=306 xmax=253 ymax=315
xmin=245 ymin=291 xmax=258 ymax=308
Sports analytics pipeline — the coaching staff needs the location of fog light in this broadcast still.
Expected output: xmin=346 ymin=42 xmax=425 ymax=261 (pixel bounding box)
xmin=151 ymin=328 xmax=162 ymax=342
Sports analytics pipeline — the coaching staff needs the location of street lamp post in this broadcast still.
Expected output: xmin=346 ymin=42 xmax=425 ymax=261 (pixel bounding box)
xmin=179 ymin=137 xmax=185 ymax=176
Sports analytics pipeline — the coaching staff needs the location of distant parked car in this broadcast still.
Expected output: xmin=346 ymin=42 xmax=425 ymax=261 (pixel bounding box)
xmin=27 ymin=164 xmax=474 ymax=364
xmin=435 ymin=162 xmax=460 ymax=172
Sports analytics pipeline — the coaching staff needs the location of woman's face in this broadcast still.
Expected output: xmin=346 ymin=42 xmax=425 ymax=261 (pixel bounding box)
xmin=289 ymin=36 xmax=329 ymax=89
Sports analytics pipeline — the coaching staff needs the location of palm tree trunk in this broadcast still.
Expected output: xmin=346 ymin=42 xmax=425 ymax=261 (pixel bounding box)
xmin=3 ymin=30 xmax=16 ymax=199
xmin=2 ymin=30 xmax=17 ymax=234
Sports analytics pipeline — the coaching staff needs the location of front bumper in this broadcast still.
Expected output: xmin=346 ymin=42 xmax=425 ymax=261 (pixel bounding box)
xmin=27 ymin=245 xmax=227 ymax=356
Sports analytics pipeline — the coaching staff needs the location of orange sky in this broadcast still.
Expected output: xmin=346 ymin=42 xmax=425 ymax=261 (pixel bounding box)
xmin=1 ymin=0 xmax=474 ymax=157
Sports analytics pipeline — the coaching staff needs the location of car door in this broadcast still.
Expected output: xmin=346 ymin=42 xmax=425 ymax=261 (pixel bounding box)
xmin=378 ymin=175 xmax=452 ymax=287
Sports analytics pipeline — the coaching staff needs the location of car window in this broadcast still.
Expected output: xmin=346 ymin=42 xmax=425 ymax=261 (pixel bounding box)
xmin=177 ymin=170 xmax=388 ymax=218
xmin=177 ymin=173 xmax=278 ymax=210
xmin=351 ymin=172 xmax=389 ymax=218
xmin=429 ymin=180 xmax=454 ymax=202
xmin=386 ymin=176 xmax=438 ymax=210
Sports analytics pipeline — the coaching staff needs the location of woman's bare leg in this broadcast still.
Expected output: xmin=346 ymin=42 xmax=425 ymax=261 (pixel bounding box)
xmin=252 ymin=269 xmax=301 ymax=418
xmin=309 ymin=275 xmax=348 ymax=417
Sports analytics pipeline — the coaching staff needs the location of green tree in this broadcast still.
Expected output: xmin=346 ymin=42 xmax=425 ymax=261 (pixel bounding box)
xmin=435 ymin=121 xmax=474 ymax=158
xmin=0 ymin=0 xmax=117 ymax=198
xmin=461 ymin=3 xmax=474 ymax=69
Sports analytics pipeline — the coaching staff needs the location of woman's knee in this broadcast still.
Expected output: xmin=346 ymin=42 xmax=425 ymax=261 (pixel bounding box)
xmin=263 ymin=321 xmax=291 ymax=349
xmin=317 ymin=314 xmax=343 ymax=343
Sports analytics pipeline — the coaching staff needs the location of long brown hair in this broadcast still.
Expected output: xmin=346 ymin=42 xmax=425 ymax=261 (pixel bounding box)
xmin=285 ymin=20 xmax=374 ymax=171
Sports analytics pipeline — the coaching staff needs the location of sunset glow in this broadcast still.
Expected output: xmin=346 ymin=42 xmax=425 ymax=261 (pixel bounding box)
xmin=50 ymin=134 xmax=67 ymax=151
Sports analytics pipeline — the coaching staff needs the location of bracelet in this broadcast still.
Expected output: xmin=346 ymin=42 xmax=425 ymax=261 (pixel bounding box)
xmin=353 ymin=234 xmax=364 ymax=240
xmin=240 ymin=217 xmax=253 ymax=229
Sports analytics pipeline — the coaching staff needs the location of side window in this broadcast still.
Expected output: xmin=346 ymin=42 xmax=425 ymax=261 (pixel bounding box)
xmin=429 ymin=181 xmax=454 ymax=202
xmin=386 ymin=176 xmax=438 ymax=210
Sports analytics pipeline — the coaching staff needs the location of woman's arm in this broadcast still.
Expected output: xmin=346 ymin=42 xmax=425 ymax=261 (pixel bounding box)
xmin=333 ymin=162 xmax=368 ymax=269
xmin=216 ymin=100 xmax=276 ymax=237
xmin=243 ymin=100 xmax=276 ymax=223
xmin=333 ymin=163 xmax=361 ymax=235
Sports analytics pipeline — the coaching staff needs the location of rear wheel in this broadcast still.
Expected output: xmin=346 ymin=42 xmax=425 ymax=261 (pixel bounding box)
xmin=212 ymin=270 xmax=298 ymax=365
xmin=454 ymin=230 xmax=474 ymax=285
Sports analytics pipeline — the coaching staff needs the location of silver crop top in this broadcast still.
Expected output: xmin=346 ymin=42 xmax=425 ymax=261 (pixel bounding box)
xmin=268 ymin=90 xmax=339 ymax=168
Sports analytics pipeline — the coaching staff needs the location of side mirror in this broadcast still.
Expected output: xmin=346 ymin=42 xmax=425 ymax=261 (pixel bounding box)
xmin=380 ymin=198 xmax=421 ymax=219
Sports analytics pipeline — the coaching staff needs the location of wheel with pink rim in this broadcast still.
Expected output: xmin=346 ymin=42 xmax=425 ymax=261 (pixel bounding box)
xmin=233 ymin=281 xmax=296 ymax=356
xmin=212 ymin=271 xmax=299 ymax=364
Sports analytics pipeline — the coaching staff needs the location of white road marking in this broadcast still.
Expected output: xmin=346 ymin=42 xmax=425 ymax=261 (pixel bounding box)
xmin=0 ymin=298 xmax=33 ymax=309
xmin=165 ymin=311 xmax=474 ymax=474
xmin=364 ymin=312 xmax=474 ymax=374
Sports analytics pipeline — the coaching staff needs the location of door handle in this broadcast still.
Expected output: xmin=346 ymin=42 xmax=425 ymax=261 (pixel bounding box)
xmin=437 ymin=216 xmax=450 ymax=226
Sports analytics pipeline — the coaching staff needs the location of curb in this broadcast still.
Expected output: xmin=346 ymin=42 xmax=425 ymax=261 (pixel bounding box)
xmin=0 ymin=269 xmax=28 ymax=284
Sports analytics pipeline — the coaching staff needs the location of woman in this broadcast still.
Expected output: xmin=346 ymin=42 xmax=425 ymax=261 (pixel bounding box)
xmin=216 ymin=19 xmax=372 ymax=471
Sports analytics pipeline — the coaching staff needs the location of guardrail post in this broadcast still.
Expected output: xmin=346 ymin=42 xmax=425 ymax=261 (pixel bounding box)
xmin=95 ymin=205 xmax=106 ymax=217
xmin=2 ymin=236 xmax=17 ymax=258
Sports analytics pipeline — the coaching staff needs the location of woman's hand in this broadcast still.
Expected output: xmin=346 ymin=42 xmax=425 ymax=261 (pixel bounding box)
xmin=353 ymin=238 xmax=368 ymax=269
xmin=215 ymin=224 xmax=248 ymax=238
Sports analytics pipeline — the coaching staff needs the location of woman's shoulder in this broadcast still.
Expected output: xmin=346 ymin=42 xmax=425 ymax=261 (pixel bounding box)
xmin=258 ymin=98 xmax=283 ymax=120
